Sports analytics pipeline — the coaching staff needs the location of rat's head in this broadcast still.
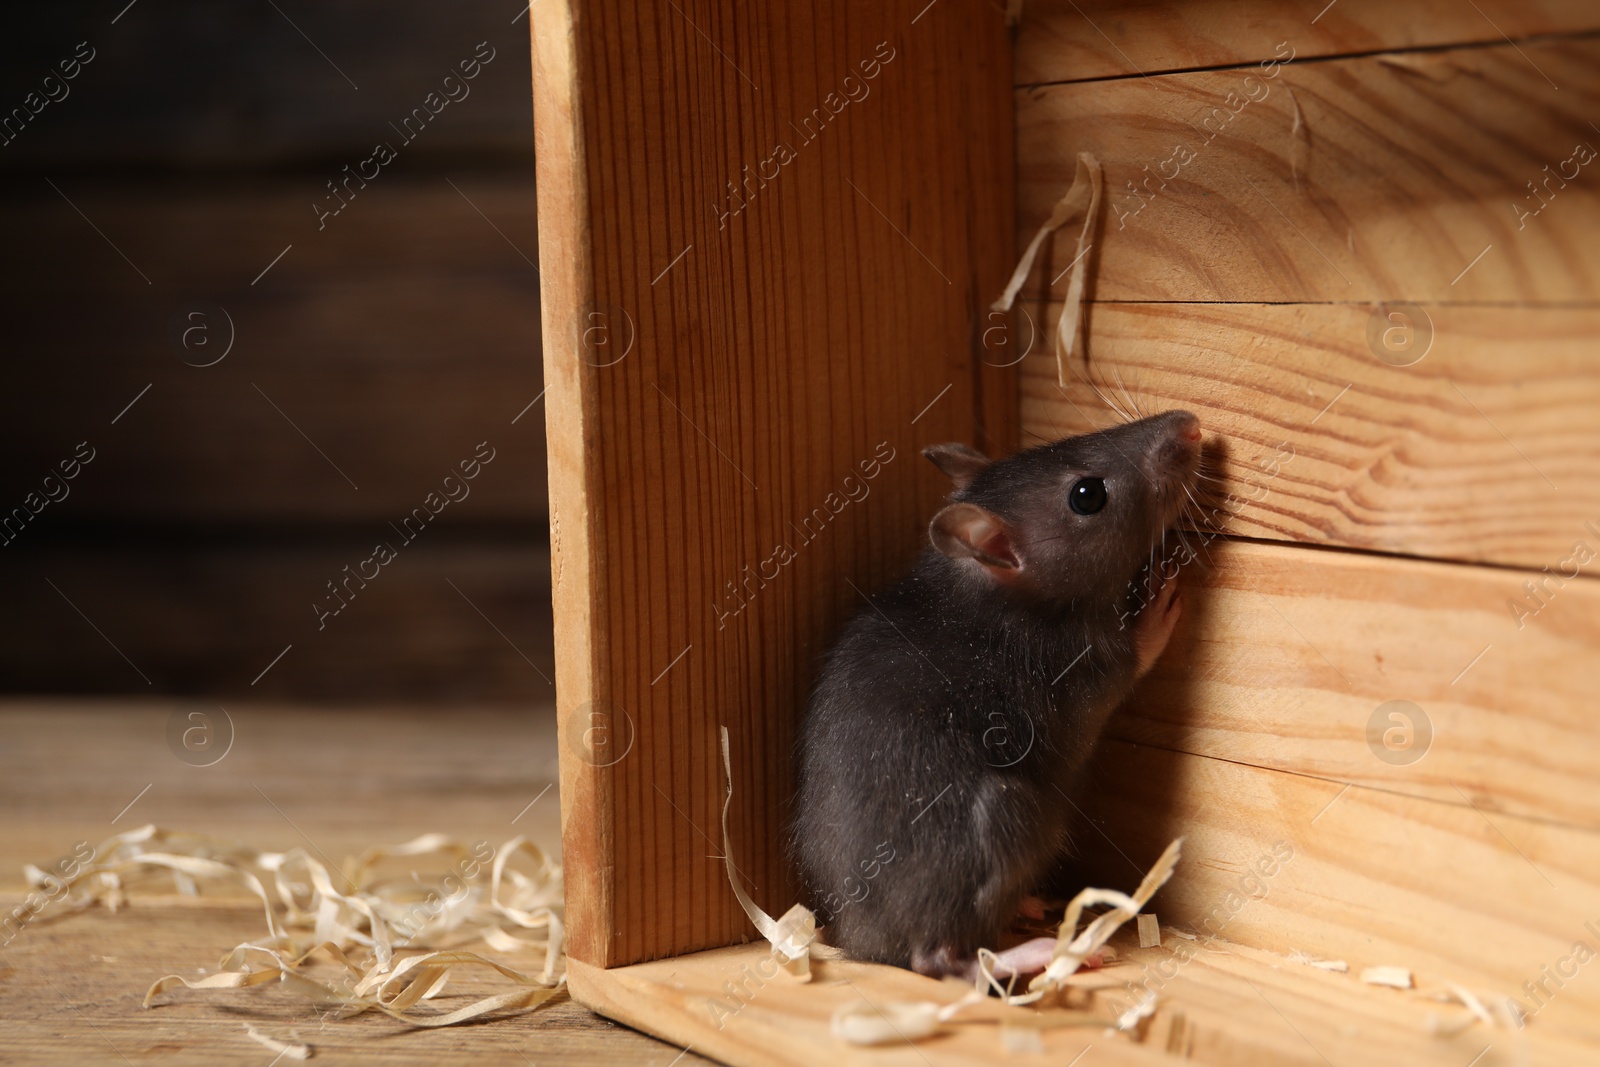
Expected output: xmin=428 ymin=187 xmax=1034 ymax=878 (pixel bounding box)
xmin=922 ymin=410 xmax=1202 ymax=605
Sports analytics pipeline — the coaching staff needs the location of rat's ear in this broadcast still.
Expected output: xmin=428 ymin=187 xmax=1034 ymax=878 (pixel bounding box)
xmin=930 ymin=503 xmax=1020 ymax=573
xmin=922 ymin=443 xmax=991 ymax=490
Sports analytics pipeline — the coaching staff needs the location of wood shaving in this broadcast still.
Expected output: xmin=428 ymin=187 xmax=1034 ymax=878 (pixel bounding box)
xmin=1116 ymin=989 xmax=1158 ymax=1032
xmin=989 ymin=151 xmax=1103 ymax=387
xmin=243 ymin=1024 xmax=310 ymax=1059
xmin=1000 ymin=1024 xmax=1046 ymax=1054
xmin=1288 ymin=949 xmax=1348 ymax=972
xmin=719 ymin=727 xmax=817 ymax=981
xmin=1361 ymin=965 xmax=1414 ymax=989
xmin=1136 ymin=914 xmax=1160 ymax=948
xmin=1422 ymin=981 xmax=1500 ymax=1036
xmin=1023 ymin=838 xmax=1183 ymax=1001
xmin=1287 ymin=88 xmax=1308 ymax=191
xmin=831 ymin=1000 xmax=941 ymax=1045
xmin=26 ymin=822 xmax=564 ymax=1028
xmin=1441 ymin=982 xmax=1495 ymax=1027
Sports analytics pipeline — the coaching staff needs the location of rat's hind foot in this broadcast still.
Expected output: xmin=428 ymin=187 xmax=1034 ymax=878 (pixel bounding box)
xmin=959 ymin=939 xmax=1109 ymax=983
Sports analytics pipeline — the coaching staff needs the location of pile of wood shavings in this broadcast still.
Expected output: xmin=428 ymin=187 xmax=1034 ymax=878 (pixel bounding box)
xmin=23 ymin=823 xmax=565 ymax=1030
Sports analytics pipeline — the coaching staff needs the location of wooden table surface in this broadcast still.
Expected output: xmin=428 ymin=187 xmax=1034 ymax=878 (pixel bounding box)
xmin=0 ymin=699 xmax=712 ymax=1066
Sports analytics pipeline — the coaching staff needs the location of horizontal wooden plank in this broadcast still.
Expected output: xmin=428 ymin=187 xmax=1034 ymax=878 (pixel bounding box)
xmin=0 ymin=178 xmax=546 ymax=523
xmin=1102 ymin=935 xmax=1599 ymax=1063
xmin=1 ymin=175 xmax=541 ymax=297
xmin=569 ymin=946 xmax=1172 ymax=1067
xmin=1016 ymin=38 xmax=1600 ymax=302
xmin=0 ymin=538 xmax=554 ymax=701
xmin=573 ymin=923 xmax=1600 ymax=1064
xmin=1016 ymin=0 xmax=1600 ymax=85
xmin=1019 ymin=302 xmax=1600 ymax=569
xmin=0 ymin=2 xmax=533 ymax=171
xmin=1079 ymin=740 xmax=1600 ymax=1048
xmin=1093 ymin=538 xmax=1600 ymax=829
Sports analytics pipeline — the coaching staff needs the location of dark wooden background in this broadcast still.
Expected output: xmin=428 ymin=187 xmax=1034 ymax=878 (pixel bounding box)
xmin=0 ymin=1 xmax=555 ymax=700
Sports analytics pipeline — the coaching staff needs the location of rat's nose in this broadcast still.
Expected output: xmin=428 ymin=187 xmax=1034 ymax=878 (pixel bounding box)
xmin=1169 ymin=410 xmax=1201 ymax=445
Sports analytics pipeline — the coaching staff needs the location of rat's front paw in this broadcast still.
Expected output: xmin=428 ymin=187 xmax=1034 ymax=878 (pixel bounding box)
xmin=1133 ymin=577 xmax=1182 ymax=677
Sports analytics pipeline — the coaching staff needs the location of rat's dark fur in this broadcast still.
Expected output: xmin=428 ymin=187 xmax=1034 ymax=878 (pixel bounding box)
xmin=790 ymin=411 xmax=1200 ymax=977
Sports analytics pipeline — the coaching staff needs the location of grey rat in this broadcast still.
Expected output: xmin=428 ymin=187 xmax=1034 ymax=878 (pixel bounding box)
xmin=790 ymin=410 xmax=1201 ymax=979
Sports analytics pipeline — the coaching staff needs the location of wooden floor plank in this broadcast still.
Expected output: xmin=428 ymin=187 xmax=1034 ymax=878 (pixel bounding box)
xmin=569 ymin=944 xmax=1177 ymax=1067
xmin=0 ymin=701 xmax=712 ymax=1066
xmin=1016 ymin=37 xmax=1600 ymax=303
xmin=1019 ymin=301 xmax=1600 ymax=570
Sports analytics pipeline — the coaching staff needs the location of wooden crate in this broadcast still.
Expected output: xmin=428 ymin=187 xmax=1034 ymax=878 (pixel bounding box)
xmin=532 ymin=1 xmax=1600 ymax=1063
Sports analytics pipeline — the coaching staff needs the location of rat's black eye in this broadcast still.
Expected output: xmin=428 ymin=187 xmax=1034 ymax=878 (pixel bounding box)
xmin=1069 ymin=477 xmax=1107 ymax=515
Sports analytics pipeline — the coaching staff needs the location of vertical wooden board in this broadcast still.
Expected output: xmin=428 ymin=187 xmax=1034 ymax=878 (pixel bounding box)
xmin=1015 ymin=0 xmax=1600 ymax=85
xmin=533 ymin=1 xmax=1015 ymax=967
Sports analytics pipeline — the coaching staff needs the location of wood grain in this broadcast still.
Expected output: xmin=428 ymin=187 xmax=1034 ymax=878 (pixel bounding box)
xmin=0 ymin=701 xmax=714 ymax=1067
xmin=1015 ymin=0 xmax=1600 ymax=85
xmin=1016 ymin=37 xmax=1600 ymax=303
xmin=0 ymin=178 xmax=546 ymax=523
xmin=2 ymin=177 xmax=542 ymax=298
xmin=534 ymin=0 xmax=1015 ymax=968
xmin=1020 ymin=301 xmax=1600 ymax=569
xmin=569 ymin=945 xmax=1172 ymax=1067
xmin=1089 ymin=538 xmax=1600 ymax=829
xmin=572 ymin=932 xmax=1599 ymax=1064
xmin=1078 ymin=739 xmax=1600 ymax=1050
xmin=0 ymin=2 xmax=536 ymax=172
xmin=0 ymin=537 xmax=554 ymax=701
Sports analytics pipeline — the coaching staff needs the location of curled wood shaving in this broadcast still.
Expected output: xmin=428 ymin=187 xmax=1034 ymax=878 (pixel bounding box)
xmin=719 ymin=726 xmax=816 ymax=980
xmin=1361 ymin=965 xmax=1414 ymax=989
xmin=244 ymin=1024 xmax=310 ymax=1060
xmin=1441 ymin=981 xmax=1495 ymax=1027
xmin=1287 ymin=88 xmax=1308 ymax=191
xmin=1424 ymin=981 xmax=1500 ymax=1036
xmin=1288 ymin=949 xmax=1348 ymax=972
xmin=27 ymin=822 xmax=564 ymax=1029
xmin=1025 ymin=838 xmax=1183 ymax=1000
xmin=1136 ymin=913 xmax=1160 ymax=948
xmin=989 ymin=152 xmax=1103 ymax=387
xmin=1116 ymin=989 xmax=1158 ymax=1032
